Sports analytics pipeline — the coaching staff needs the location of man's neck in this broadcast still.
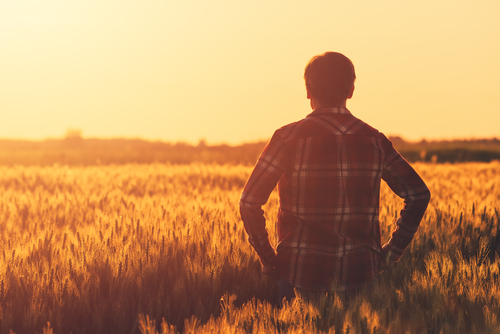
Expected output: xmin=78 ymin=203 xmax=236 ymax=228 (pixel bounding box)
xmin=310 ymin=99 xmax=347 ymax=110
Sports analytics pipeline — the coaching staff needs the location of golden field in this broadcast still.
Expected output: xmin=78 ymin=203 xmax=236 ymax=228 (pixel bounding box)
xmin=0 ymin=162 xmax=499 ymax=333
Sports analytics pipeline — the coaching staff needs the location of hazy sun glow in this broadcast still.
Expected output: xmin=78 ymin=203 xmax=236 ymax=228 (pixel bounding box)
xmin=1 ymin=0 xmax=499 ymax=144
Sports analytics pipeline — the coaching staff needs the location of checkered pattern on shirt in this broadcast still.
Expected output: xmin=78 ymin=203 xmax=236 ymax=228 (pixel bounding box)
xmin=240 ymin=107 xmax=430 ymax=291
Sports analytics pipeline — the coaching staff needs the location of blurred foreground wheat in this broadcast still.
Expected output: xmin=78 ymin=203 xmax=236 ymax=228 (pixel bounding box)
xmin=0 ymin=162 xmax=499 ymax=333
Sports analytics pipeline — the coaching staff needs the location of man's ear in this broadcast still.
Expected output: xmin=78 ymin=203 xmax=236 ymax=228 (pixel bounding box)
xmin=347 ymin=84 xmax=355 ymax=99
xmin=306 ymin=85 xmax=311 ymax=99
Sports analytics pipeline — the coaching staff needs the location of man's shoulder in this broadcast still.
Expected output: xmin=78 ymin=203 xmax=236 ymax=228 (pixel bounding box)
xmin=275 ymin=117 xmax=317 ymax=143
xmin=352 ymin=116 xmax=385 ymax=138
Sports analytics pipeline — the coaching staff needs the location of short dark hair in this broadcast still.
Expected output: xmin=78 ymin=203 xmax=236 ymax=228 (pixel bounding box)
xmin=304 ymin=52 xmax=356 ymax=107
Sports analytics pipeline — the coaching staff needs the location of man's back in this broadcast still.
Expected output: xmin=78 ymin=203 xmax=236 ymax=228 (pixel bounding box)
xmin=240 ymin=106 xmax=430 ymax=291
xmin=239 ymin=52 xmax=430 ymax=295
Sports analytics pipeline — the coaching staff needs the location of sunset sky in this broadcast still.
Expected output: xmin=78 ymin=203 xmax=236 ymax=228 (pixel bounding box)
xmin=1 ymin=0 xmax=499 ymax=144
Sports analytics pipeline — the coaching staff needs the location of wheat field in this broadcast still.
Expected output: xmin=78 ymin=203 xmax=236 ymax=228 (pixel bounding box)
xmin=0 ymin=162 xmax=499 ymax=333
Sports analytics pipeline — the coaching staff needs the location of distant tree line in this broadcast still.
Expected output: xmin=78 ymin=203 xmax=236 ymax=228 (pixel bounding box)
xmin=0 ymin=137 xmax=499 ymax=166
xmin=0 ymin=138 xmax=265 ymax=166
xmin=388 ymin=136 xmax=500 ymax=163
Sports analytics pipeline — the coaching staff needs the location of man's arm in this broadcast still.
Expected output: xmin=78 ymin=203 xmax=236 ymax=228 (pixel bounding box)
xmin=381 ymin=139 xmax=431 ymax=267
xmin=239 ymin=131 xmax=289 ymax=268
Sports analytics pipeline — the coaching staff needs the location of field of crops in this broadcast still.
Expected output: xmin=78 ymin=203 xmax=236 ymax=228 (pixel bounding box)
xmin=0 ymin=162 xmax=499 ymax=333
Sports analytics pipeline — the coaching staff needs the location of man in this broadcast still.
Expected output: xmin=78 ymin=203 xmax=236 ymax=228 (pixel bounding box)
xmin=239 ymin=52 xmax=430 ymax=301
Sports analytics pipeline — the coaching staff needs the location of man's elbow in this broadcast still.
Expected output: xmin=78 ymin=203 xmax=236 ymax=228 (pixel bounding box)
xmin=407 ymin=185 xmax=431 ymax=210
xmin=415 ymin=181 xmax=431 ymax=200
xmin=423 ymin=185 xmax=431 ymax=203
xmin=239 ymin=192 xmax=254 ymax=217
xmin=239 ymin=192 xmax=264 ymax=219
xmin=239 ymin=192 xmax=248 ymax=210
xmin=418 ymin=186 xmax=431 ymax=210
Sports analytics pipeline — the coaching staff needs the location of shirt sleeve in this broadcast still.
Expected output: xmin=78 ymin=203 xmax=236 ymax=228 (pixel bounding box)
xmin=239 ymin=130 xmax=290 ymax=266
xmin=381 ymin=136 xmax=431 ymax=264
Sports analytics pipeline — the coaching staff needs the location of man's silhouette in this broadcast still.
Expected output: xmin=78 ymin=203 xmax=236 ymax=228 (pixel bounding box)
xmin=239 ymin=52 xmax=430 ymax=301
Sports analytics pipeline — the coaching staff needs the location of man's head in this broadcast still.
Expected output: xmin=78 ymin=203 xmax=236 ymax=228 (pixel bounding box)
xmin=304 ymin=52 xmax=356 ymax=108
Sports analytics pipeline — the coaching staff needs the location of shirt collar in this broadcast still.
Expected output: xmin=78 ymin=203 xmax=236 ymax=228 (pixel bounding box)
xmin=307 ymin=107 xmax=351 ymax=117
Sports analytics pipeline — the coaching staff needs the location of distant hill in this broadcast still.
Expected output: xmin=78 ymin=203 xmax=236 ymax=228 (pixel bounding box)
xmin=1 ymin=137 xmax=499 ymax=166
xmin=0 ymin=138 xmax=266 ymax=166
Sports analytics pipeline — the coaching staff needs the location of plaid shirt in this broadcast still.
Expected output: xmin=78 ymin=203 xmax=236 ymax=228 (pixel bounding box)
xmin=240 ymin=107 xmax=430 ymax=291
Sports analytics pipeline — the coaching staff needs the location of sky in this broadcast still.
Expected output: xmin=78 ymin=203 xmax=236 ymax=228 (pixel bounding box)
xmin=1 ymin=0 xmax=499 ymax=144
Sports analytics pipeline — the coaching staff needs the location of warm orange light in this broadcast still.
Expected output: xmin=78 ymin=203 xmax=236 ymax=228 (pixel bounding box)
xmin=1 ymin=0 xmax=499 ymax=143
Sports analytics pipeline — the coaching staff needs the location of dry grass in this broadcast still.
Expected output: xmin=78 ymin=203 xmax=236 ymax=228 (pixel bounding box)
xmin=0 ymin=162 xmax=499 ymax=333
